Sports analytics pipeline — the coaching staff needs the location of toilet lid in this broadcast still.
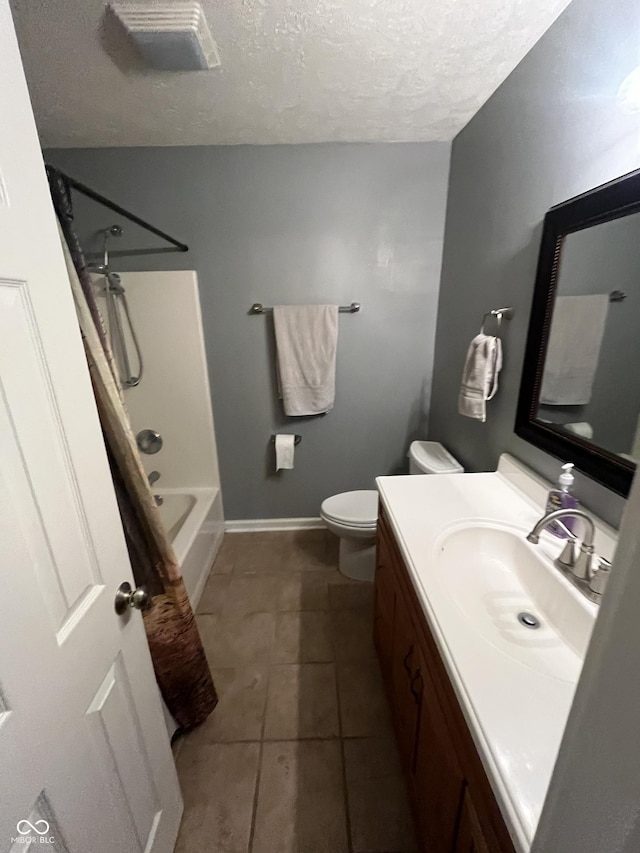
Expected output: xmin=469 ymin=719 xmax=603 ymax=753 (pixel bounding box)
xmin=321 ymin=490 xmax=379 ymax=527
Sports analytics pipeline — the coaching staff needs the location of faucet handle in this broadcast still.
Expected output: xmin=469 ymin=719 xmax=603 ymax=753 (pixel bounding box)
xmin=573 ymin=541 xmax=597 ymax=580
xmin=557 ymin=534 xmax=579 ymax=569
xmin=588 ymin=557 xmax=612 ymax=598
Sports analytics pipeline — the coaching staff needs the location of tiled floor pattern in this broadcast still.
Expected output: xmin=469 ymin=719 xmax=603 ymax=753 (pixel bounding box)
xmin=174 ymin=530 xmax=417 ymax=853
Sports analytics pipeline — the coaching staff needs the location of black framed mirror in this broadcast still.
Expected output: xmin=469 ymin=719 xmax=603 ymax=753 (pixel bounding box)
xmin=515 ymin=168 xmax=640 ymax=498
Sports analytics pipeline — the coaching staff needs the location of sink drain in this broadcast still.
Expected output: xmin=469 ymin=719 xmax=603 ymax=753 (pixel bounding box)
xmin=517 ymin=611 xmax=541 ymax=630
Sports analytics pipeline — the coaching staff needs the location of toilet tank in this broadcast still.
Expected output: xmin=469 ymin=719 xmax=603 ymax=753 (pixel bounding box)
xmin=408 ymin=441 xmax=463 ymax=475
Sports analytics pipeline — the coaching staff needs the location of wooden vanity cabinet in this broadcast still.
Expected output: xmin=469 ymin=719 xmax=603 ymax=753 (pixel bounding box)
xmin=374 ymin=507 xmax=516 ymax=853
xmin=455 ymin=789 xmax=492 ymax=853
xmin=373 ymin=540 xmax=395 ymax=683
xmin=413 ymin=639 xmax=466 ymax=852
xmin=388 ymin=586 xmax=418 ymax=765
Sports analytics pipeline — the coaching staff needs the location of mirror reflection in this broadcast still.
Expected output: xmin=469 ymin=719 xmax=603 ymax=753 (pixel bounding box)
xmin=535 ymin=212 xmax=640 ymax=463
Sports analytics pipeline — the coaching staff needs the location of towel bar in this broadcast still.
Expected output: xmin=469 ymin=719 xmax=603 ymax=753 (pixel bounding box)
xmin=250 ymin=302 xmax=360 ymax=314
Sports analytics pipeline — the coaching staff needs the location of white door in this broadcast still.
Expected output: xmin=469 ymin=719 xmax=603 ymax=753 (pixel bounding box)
xmin=0 ymin=3 xmax=183 ymax=851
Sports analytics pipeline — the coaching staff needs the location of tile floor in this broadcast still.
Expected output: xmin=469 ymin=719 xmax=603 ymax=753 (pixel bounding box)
xmin=174 ymin=529 xmax=417 ymax=853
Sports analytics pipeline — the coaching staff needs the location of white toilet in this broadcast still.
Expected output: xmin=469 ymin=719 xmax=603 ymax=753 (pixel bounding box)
xmin=321 ymin=441 xmax=463 ymax=581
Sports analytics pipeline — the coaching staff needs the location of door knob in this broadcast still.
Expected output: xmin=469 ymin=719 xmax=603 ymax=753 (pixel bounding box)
xmin=115 ymin=581 xmax=151 ymax=615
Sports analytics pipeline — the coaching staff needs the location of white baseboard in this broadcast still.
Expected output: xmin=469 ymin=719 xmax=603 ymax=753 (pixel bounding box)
xmin=225 ymin=517 xmax=326 ymax=533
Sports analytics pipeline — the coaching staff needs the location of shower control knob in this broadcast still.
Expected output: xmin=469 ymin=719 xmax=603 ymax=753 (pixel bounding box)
xmin=115 ymin=582 xmax=151 ymax=615
xmin=136 ymin=428 xmax=163 ymax=455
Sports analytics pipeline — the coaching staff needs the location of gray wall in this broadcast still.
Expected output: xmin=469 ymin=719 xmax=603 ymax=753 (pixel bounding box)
xmin=429 ymin=0 xmax=640 ymax=528
xmin=46 ymin=143 xmax=450 ymax=519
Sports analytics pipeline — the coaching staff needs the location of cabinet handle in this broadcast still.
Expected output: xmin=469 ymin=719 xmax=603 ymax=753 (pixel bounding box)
xmin=403 ymin=644 xmax=414 ymax=675
xmin=410 ymin=668 xmax=423 ymax=704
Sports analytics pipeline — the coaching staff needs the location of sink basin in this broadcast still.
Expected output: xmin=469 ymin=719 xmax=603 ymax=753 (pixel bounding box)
xmin=434 ymin=524 xmax=595 ymax=682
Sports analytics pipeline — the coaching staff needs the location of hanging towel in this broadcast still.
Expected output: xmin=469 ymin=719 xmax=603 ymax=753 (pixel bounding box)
xmin=458 ymin=333 xmax=503 ymax=422
xmin=273 ymin=304 xmax=339 ymax=416
xmin=539 ymin=295 xmax=608 ymax=406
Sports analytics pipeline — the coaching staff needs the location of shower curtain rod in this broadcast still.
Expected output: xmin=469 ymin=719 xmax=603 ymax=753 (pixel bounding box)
xmin=46 ymin=165 xmax=189 ymax=254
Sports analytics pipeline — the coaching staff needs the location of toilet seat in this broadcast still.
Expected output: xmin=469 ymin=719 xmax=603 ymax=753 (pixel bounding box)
xmin=320 ymin=490 xmax=379 ymax=529
xmin=320 ymin=490 xmax=378 ymax=581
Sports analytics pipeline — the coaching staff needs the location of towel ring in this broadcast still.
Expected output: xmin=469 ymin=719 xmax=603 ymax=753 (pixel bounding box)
xmin=481 ymin=307 xmax=514 ymax=335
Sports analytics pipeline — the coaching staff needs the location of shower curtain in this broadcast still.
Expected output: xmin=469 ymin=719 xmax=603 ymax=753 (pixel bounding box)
xmin=47 ymin=167 xmax=217 ymax=731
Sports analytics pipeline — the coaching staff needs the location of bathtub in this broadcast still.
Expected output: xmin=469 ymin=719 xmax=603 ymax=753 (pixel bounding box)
xmin=155 ymin=486 xmax=224 ymax=609
xmin=154 ymin=486 xmax=224 ymax=739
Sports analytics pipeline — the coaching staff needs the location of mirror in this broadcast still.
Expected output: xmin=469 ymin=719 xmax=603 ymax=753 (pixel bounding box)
xmin=516 ymin=169 xmax=640 ymax=497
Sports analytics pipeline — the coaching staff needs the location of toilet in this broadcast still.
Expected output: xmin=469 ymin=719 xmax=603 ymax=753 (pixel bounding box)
xmin=321 ymin=441 xmax=463 ymax=581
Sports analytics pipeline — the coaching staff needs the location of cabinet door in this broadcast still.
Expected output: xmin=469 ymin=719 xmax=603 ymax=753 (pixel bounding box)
xmin=390 ymin=589 xmax=422 ymax=769
xmin=374 ymin=534 xmax=396 ymax=682
xmin=414 ymin=647 xmax=465 ymax=853
xmin=454 ymin=788 xmax=491 ymax=853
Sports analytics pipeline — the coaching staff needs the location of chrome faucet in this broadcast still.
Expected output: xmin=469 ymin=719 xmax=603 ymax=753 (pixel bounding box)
xmin=526 ymin=508 xmax=609 ymax=603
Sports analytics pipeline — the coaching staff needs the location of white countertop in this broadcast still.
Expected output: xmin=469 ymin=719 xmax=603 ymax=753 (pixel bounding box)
xmin=376 ymin=454 xmax=617 ymax=852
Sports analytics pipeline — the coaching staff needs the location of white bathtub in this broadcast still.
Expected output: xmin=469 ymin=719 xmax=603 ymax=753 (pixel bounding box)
xmin=155 ymin=486 xmax=224 ymax=739
xmin=155 ymin=486 xmax=224 ymax=609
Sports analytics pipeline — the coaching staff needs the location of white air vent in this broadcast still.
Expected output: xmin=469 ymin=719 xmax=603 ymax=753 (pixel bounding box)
xmin=110 ymin=1 xmax=221 ymax=71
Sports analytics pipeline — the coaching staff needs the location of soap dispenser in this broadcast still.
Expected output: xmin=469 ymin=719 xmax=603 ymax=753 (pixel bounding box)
xmin=545 ymin=463 xmax=579 ymax=538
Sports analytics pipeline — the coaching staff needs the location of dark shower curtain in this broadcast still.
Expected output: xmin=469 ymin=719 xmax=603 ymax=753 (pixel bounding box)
xmin=48 ymin=166 xmax=217 ymax=730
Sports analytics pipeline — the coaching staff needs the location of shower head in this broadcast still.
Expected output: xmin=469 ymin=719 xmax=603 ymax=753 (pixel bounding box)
xmin=105 ymin=224 xmax=123 ymax=238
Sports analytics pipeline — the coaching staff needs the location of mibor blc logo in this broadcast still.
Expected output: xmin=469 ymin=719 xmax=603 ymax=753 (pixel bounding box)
xmin=11 ymin=819 xmax=56 ymax=845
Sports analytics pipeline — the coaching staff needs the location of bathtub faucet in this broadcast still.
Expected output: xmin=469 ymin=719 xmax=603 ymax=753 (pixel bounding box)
xmin=147 ymin=471 xmax=163 ymax=506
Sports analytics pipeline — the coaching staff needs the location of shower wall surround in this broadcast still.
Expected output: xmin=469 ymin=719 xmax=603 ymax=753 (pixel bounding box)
xmin=109 ymin=269 xmax=224 ymax=608
xmin=46 ymin=144 xmax=450 ymax=519
xmin=112 ymin=270 xmax=221 ymax=491
xmin=429 ymin=0 xmax=640 ymax=527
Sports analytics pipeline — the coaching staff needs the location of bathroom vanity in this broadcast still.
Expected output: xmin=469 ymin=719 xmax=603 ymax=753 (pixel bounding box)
xmin=374 ymin=456 xmax=616 ymax=852
xmin=376 ymin=503 xmax=514 ymax=852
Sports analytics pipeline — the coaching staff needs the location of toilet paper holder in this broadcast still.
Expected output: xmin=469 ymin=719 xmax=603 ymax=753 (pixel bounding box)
xmin=272 ymin=434 xmax=301 ymax=446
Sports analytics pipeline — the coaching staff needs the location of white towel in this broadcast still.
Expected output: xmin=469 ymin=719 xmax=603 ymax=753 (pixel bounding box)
xmin=273 ymin=304 xmax=339 ymax=416
xmin=458 ymin=334 xmax=503 ymax=422
xmin=540 ymin=295 xmax=608 ymax=405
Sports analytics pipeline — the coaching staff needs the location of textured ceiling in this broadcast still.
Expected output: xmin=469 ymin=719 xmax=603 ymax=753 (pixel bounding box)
xmin=11 ymin=0 xmax=571 ymax=147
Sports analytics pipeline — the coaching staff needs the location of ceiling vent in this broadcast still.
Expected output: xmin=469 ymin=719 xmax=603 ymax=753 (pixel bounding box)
xmin=110 ymin=1 xmax=221 ymax=71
